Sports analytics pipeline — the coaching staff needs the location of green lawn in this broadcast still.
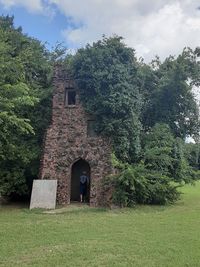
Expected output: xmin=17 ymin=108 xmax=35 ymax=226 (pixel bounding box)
xmin=1 ymin=184 xmax=200 ymax=267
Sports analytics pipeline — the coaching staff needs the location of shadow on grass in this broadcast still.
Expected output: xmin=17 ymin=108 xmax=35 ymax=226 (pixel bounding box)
xmin=21 ymin=205 xmax=108 ymax=216
xmin=1 ymin=190 xmax=188 ymax=216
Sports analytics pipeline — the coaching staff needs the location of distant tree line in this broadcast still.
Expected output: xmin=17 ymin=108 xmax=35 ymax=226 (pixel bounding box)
xmin=0 ymin=16 xmax=199 ymax=204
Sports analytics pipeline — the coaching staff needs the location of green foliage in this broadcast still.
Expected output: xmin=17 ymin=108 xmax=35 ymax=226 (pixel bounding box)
xmin=107 ymin=124 xmax=199 ymax=207
xmin=70 ymin=36 xmax=200 ymax=197
xmin=0 ymin=15 xmax=53 ymax=197
xmin=0 ymin=166 xmax=28 ymax=196
xmin=143 ymin=124 xmax=197 ymax=183
xmin=142 ymin=124 xmax=174 ymax=174
xmin=183 ymin=142 xmax=200 ymax=181
xmin=185 ymin=143 xmax=200 ymax=170
xmin=110 ymin=163 xmax=180 ymax=207
xmin=172 ymin=138 xmax=198 ymax=183
xmin=71 ymin=36 xmax=142 ymax=161
xmin=142 ymin=50 xmax=200 ymax=139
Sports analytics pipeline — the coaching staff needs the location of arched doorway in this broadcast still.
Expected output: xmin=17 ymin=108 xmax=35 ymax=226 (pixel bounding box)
xmin=70 ymin=159 xmax=90 ymax=202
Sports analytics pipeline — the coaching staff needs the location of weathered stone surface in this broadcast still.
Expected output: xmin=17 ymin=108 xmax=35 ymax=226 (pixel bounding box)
xmin=39 ymin=65 xmax=113 ymax=206
xmin=30 ymin=180 xmax=57 ymax=209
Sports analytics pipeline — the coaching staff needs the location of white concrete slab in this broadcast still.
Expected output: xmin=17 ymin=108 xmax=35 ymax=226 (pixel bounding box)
xmin=30 ymin=180 xmax=57 ymax=209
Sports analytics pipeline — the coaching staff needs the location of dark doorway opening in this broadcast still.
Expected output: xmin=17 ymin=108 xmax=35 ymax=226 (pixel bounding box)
xmin=70 ymin=159 xmax=90 ymax=202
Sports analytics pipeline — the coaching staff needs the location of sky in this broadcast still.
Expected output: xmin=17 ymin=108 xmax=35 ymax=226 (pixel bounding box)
xmin=0 ymin=0 xmax=200 ymax=63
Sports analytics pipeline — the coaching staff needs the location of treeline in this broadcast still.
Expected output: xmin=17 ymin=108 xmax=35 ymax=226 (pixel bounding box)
xmin=0 ymin=16 xmax=200 ymax=204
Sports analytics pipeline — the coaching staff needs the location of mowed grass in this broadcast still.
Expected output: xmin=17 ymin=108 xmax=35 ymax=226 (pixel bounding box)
xmin=1 ymin=184 xmax=200 ymax=267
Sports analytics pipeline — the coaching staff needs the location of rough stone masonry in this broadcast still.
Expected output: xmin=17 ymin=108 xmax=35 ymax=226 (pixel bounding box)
xmin=39 ymin=65 xmax=113 ymax=206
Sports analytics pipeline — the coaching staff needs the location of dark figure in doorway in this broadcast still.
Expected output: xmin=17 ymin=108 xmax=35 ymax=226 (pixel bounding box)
xmin=80 ymin=171 xmax=89 ymax=203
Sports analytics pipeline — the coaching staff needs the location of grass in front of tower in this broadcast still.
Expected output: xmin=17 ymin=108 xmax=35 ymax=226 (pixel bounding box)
xmin=1 ymin=183 xmax=200 ymax=267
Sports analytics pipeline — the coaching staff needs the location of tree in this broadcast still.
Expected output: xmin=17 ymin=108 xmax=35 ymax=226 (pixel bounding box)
xmin=143 ymin=123 xmax=174 ymax=175
xmin=142 ymin=50 xmax=200 ymax=139
xmin=0 ymin=16 xmax=53 ymax=197
xmin=71 ymin=36 xmax=142 ymax=162
xmin=107 ymin=123 xmax=197 ymax=207
xmin=185 ymin=143 xmax=200 ymax=170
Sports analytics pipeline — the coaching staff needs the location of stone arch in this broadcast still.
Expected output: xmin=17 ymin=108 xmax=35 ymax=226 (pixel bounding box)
xmin=70 ymin=158 xmax=90 ymax=202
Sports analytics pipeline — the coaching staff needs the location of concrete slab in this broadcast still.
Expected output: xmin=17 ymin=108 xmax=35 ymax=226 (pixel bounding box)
xmin=30 ymin=180 xmax=57 ymax=209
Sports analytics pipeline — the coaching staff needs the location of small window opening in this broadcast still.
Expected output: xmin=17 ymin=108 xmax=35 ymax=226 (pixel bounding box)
xmin=87 ymin=120 xmax=97 ymax=137
xmin=66 ymin=90 xmax=76 ymax=105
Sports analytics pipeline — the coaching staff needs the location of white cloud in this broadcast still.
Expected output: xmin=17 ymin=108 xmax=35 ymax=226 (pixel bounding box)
xmin=0 ymin=0 xmax=55 ymax=16
xmin=48 ymin=0 xmax=200 ymax=62
xmin=0 ymin=0 xmax=43 ymax=13
xmin=1 ymin=0 xmax=200 ymax=62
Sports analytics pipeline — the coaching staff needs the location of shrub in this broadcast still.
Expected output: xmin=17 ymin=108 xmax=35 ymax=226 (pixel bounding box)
xmin=104 ymin=163 xmax=180 ymax=207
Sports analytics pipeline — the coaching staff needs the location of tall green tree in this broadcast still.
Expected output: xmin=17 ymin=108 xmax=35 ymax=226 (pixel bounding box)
xmin=71 ymin=36 xmax=142 ymax=162
xmin=185 ymin=143 xmax=200 ymax=170
xmin=0 ymin=16 xmax=52 ymax=197
xmin=142 ymin=50 xmax=200 ymax=139
xmin=143 ymin=123 xmax=174 ymax=175
xmin=142 ymin=123 xmax=198 ymax=183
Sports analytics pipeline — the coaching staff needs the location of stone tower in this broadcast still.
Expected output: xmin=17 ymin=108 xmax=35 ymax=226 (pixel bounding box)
xmin=39 ymin=65 xmax=113 ymax=206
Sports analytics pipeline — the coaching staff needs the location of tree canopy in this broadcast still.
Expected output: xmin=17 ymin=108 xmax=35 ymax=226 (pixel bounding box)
xmin=70 ymin=37 xmax=200 ymax=161
xmin=71 ymin=36 xmax=142 ymax=162
xmin=142 ymin=51 xmax=200 ymax=138
xmin=0 ymin=15 xmax=53 ymax=196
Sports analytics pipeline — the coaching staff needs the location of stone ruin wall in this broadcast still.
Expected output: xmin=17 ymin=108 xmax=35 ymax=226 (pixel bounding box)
xmin=39 ymin=66 xmax=113 ymax=206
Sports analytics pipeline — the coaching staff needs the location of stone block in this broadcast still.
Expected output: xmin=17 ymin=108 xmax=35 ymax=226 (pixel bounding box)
xmin=30 ymin=180 xmax=57 ymax=209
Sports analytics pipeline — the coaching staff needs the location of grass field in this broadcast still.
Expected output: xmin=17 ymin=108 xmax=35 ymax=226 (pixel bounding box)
xmin=1 ymin=183 xmax=200 ymax=267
